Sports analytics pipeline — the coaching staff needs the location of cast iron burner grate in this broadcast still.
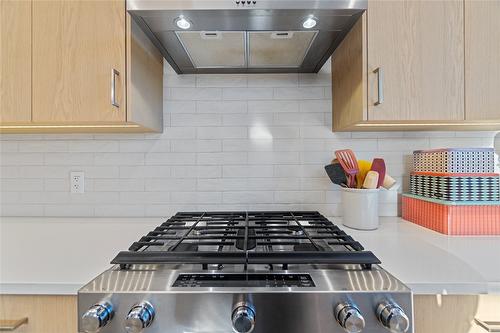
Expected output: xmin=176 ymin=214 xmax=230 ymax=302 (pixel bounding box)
xmin=111 ymin=211 xmax=380 ymax=270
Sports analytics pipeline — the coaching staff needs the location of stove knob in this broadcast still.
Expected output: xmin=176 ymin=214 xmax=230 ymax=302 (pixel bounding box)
xmin=232 ymin=303 xmax=256 ymax=333
xmin=81 ymin=302 xmax=113 ymax=333
xmin=335 ymin=303 xmax=365 ymax=333
xmin=125 ymin=302 xmax=155 ymax=333
xmin=377 ymin=302 xmax=410 ymax=333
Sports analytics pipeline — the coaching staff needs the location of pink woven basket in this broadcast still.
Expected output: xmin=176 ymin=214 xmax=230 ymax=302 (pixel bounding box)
xmin=402 ymin=195 xmax=500 ymax=235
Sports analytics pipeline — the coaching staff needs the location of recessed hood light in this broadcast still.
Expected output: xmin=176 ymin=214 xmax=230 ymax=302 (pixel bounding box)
xmin=175 ymin=16 xmax=192 ymax=30
xmin=302 ymin=17 xmax=317 ymax=29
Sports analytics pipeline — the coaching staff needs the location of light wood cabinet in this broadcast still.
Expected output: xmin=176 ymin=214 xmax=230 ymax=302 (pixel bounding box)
xmin=332 ymin=0 xmax=500 ymax=131
xmin=414 ymin=295 xmax=500 ymax=333
xmin=0 ymin=0 xmax=32 ymax=123
xmin=366 ymin=0 xmax=464 ymax=122
xmin=0 ymin=0 xmax=163 ymax=133
xmin=465 ymin=0 xmax=500 ymax=121
xmin=32 ymin=0 xmax=126 ymax=123
xmin=0 ymin=295 xmax=76 ymax=333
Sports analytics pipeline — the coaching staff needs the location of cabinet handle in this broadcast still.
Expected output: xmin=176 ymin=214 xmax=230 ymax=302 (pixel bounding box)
xmin=475 ymin=319 xmax=500 ymax=332
xmin=0 ymin=318 xmax=28 ymax=331
xmin=373 ymin=67 xmax=384 ymax=106
xmin=111 ymin=68 xmax=120 ymax=108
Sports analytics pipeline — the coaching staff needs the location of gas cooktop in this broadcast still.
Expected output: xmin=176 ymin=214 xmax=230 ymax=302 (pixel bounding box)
xmin=78 ymin=211 xmax=413 ymax=333
xmin=111 ymin=211 xmax=381 ymax=270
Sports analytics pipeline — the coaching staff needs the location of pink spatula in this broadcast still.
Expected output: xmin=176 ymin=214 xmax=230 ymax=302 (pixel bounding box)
xmin=370 ymin=158 xmax=386 ymax=188
xmin=334 ymin=149 xmax=359 ymax=188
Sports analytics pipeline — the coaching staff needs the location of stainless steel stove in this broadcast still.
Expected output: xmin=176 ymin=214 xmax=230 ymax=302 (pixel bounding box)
xmin=78 ymin=211 xmax=413 ymax=333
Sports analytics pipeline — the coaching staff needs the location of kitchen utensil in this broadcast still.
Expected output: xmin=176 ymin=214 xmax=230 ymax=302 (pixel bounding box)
xmin=356 ymin=160 xmax=372 ymax=189
xmin=324 ymin=161 xmax=348 ymax=186
xmin=382 ymin=174 xmax=397 ymax=189
xmin=370 ymin=158 xmax=386 ymax=188
xmin=335 ymin=149 xmax=359 ymax=188
xmin=341 ymin=188 xmax=380 ymax=230
xmin=363 ymin=171 xmax=379 ymax=189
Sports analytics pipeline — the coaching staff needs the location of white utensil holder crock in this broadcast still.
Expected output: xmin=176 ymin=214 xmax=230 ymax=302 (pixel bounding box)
xmin=341 ymin=188 xmax=380 ymax=230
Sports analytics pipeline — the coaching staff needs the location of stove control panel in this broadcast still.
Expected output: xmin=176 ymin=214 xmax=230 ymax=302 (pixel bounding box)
xmin=173 ymin=273 xmax=315 ymax=288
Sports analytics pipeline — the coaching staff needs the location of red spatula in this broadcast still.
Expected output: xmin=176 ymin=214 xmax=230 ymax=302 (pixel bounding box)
xmin=334 ymin=149 xmax=359 ymax=188
xmin=370 ymin=158 xmax=386 ymax=188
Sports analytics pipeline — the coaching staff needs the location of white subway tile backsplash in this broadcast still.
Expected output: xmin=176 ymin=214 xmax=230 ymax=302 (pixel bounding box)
xmin=248 ymin=100 xmax=299 ymax=113
xmin=70 ymin=141 xmax=119 ymax=152
xmin=378 ymin=138 xmax=430 ymax=151
xmin=1 ymin=153 xmax=44 ymax=165
xmin=94 ymin=153 xmax=144 ymax=166
xmin=274 ymin=87 xmax=324 ymax=100
xmin=248 ymin=152 xmax=299 ymax=165
xmin=1 ymin=59 xmax=496 ymax=217
xmin=223 ymin=191 xmax=274 ymax=204
xmin=144 ymin=178 xmax=197 ymax=192
xmin=164 ymin=101 xmax=197 ymax=114
xmin=223 ymin=88 xmax=273 ymax=100
xmin=171 ymin=165 xmax=222 ymax=178
xmin=197 ymin=101 xmax=247 ymax=114
xmin=93 ymin=179 xmax=145 ymax=192
xmin=197 ymin=127 xmax=247 ymax=139
xmin=169 ymin=87 xmax=222 ymax=100
xmin=120 ymin=166 xmax=171 ymax=179
xmin=223 ymin=165 xmax=274 ymax=178
xmin=273 ymin=112 xmax=324 ymax=126
xmin=170 ymin=192 xmax=222 ymax=204
xmin=119 ymin=140 xmax=170 ymax=153
xmin=197 ymin=152 xmax=247 ymax=165
xmin=44 ymin=153 xmax=94 ymax=165
xmin=171 ymin=113 xmax=222 ymax=127
xmin=171 ymin=140 xmax=221 ymax=153
xmin=247 ymin=74 xmax=298 ymax=87
xmin=197 ymin=75 xmax=247 ymax=88
xmin=18 ymin=141 xmax=68 ymax=152
xmin=1 ymin=179 xmax=43 ymax=191
xmin=222 ymin=113 xmax=274 ymax=126
xmin=145 ymin=153 xmax=196 ymax=165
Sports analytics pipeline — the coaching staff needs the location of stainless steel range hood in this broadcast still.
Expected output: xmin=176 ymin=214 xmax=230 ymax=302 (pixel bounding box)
xmin=127 ymin=0 xmax=367 ymax=74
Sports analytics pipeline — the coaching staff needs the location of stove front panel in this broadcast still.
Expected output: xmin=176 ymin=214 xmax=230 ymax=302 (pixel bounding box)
xmin=79 ymin=290 xmax=413 ymax=333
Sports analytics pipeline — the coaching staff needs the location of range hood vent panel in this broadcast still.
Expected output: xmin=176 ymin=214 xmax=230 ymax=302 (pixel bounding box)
xmin=248 ymin=31 xmax=317 ymax=68
xmin=176 ymin=31 xmax=246 ymax=68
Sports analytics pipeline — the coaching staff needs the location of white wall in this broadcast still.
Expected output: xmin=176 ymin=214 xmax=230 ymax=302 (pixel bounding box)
xmin=0 ymin=60 xmax=497 ymax=217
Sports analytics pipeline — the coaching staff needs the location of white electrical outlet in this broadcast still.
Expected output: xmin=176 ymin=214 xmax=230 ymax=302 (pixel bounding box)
xmin=70 ymin=171 xmax=85 ymax=194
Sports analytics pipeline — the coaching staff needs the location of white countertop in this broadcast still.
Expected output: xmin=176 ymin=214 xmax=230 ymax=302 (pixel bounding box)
xmin=0 ymin=216 xmax=499 ymax=295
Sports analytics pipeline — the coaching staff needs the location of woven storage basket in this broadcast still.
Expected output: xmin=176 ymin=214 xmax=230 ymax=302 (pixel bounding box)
xmin=402 ymin=194 xmax=500 ymax=235
xmin=413 ymin=148 xmax=495 ymax=173
xmin=410 ymin=172 xmax=500 ymax=202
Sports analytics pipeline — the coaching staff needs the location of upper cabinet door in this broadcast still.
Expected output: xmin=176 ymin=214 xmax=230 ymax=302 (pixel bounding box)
xmin=367 ymin=0 xmax=464 ymax=121
xmin=32 ymin=0 xmax=126 ymax=123
xmin=0 ymin=0 xmax=31 ymax=123
xmin=465 ymin=0 xmax=500 ymax=121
